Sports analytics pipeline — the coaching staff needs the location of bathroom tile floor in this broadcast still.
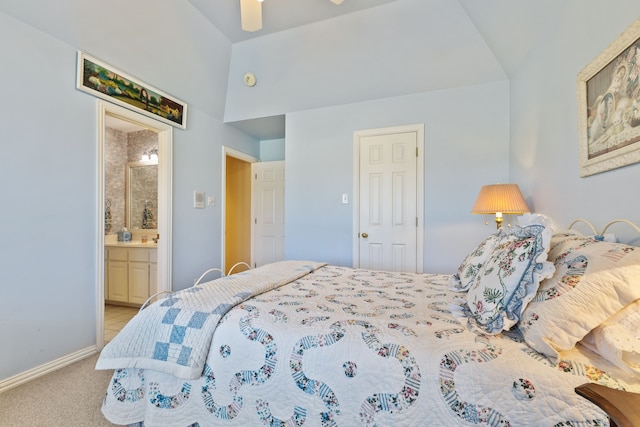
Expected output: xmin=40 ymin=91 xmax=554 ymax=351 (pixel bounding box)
xmin=104 ymin=304 xmax=139 ymax=343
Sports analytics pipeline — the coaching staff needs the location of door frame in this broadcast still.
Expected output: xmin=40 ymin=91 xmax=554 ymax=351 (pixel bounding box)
xmin=352 ymin=124 xmax=425 ymax=273
xmin=221 ymin=146 xmax=258 ymax=271
xmin=96 ymin=100 xmax=173 ymax=350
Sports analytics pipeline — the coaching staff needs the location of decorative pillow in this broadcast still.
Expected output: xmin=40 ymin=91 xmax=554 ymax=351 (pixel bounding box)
xmin=451 ymin=214 xmax=554 ymax=334
xmin=581 ymin=299 xmax=640 ymax=375
xmin=518 ymin=232 xmax=640 ymax=358
xmin=449 ymin=233 xmax=501 ymax=292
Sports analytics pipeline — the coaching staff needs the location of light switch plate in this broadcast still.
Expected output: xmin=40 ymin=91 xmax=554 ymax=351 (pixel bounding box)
xmin=194 ymin=191 xmax=205 ymax=209
xmin=342 ymin=194 xmax=349 ymax=204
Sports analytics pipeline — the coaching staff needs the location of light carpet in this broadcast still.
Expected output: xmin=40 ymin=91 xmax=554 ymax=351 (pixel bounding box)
xmin=0 ymin=353 xmax=117 ymax=427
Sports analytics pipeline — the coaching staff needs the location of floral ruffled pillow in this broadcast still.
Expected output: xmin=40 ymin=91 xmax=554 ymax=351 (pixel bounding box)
xmin=449 ymin=233 xmax=501 ymax=292
xmin=451 ymin=214 xmax=555 ymax=334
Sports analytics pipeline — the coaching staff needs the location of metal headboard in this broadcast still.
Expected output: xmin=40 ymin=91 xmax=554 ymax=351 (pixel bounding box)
xmin=139 ymin=262 xmax=252 ymax=311
xmin=568 ymin=218 xmax=597 ymax=235
xmin=600 ymin=219 xmax=640 ymax=235
xmin=568 ymin=218 xmax=640 ymax=243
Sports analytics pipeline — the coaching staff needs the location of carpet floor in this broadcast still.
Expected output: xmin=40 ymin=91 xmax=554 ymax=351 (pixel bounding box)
xmin=0 ymin=353 xmax=118 ymax=427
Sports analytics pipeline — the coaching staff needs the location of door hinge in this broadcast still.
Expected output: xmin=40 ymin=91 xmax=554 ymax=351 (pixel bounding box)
xmin=255 ymin=218 xmax=257 ymax=224
xmin=416 ymin=147 xmax=418 ymax=157
xmin=416 ymin=217 xmax=418 ymax=227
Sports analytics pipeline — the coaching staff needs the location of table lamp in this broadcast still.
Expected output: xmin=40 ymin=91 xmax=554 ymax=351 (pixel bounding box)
xmin=471 ymin=184 xmax=529 ymax=228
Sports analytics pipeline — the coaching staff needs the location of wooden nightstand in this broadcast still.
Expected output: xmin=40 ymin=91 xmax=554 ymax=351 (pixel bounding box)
xmin=575 ymin=383 xmax=640 ymax=427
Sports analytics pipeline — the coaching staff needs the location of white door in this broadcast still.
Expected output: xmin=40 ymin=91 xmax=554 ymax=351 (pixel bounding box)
xmin=355 ymin=126 xmax=424 ymax=273
xmin=252 ymin=161 xmax=285 ymax=268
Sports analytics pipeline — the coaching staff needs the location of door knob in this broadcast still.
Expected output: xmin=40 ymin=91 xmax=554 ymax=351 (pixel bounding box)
xmin=361 ymin=232 xmax=368 ymax=238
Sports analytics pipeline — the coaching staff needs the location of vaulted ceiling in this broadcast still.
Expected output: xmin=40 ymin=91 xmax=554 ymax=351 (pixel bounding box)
xmin=0 ymin=0 xmax=561 ymax=137
xmin=188 ymin=0 xmax=401 ymax=43
xmin=193 ymin=0 xmax=560 ymax=139
xmin=189 ymin=0 xmax=560 ymax=77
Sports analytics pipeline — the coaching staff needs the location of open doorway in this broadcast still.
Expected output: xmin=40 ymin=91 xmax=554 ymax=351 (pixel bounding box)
xmin=221 ymin=147 xmax=286 ymax=272
xmin=97 ymin=100 xmax=173 ymax=350
xmin=222 ymin=147 xmax=257 ymax=273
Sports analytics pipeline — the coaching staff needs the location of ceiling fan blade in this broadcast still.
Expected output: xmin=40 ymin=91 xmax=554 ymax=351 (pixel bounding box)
xmin=240 ymin=0 xmax=262 ymax=32
xmin=329 ymin=0 xmax=344 ymax=4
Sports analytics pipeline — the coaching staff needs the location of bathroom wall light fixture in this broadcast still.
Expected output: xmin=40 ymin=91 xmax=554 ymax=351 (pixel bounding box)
xmin=141 ymin=147 xmax=158 ymax=164
xmin=471 ymin=183 xmax=529 ymax=228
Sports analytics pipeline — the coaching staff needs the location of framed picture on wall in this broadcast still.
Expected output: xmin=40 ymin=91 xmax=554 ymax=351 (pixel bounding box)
xmin=577 ymin=18 xmax=640 ymax=177
xmin=76 ymin=51 xmax=187 ymax=129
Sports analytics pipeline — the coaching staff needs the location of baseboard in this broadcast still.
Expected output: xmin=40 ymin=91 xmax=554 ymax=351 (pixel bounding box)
xmin=0 ymin=345 xmax=97 ymax=394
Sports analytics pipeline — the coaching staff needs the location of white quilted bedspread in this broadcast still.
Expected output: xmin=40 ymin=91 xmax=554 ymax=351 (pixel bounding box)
xmin=100 ymin=263 xmax=640 ymax=426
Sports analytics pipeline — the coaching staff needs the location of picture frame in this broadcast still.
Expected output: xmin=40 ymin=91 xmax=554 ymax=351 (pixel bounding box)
xmin=76 ymin=51 xmax=187 ymax=129
xmin=577 ymin=18 xmax=640 ymax=177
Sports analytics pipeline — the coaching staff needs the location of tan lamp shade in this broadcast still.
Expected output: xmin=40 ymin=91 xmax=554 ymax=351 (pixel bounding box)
xmin=471 ymin=184 xmax=529 ymax=227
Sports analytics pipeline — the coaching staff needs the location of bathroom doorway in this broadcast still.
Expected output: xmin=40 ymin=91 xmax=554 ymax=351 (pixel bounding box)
xmin=97 ymin=100 xmax=173 ymax=350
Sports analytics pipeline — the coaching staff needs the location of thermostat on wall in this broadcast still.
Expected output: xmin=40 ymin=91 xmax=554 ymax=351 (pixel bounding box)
xmin=194 ymin=191 xmax=205 ymax=209
xmin=243 ymin=72 xmax=257 ymax=87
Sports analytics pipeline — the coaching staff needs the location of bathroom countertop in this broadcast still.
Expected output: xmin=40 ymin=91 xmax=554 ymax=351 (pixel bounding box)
xmin=105 ymin=241 xmax=158 ymax=248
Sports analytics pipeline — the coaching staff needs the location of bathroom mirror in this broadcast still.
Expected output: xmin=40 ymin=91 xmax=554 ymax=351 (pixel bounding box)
xmin=126 ymin=162 xmax=158 ymax=230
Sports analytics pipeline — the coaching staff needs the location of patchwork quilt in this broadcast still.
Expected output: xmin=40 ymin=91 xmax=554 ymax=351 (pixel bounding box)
xmin=100 ymin=263 xmax=639 ymax=426
xmin=97 ymin=260 xmax=325 ymax=379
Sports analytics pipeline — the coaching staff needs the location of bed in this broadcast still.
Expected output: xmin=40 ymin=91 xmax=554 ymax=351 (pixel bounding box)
xmin=97 ymin=214 xmax=640 ymax=426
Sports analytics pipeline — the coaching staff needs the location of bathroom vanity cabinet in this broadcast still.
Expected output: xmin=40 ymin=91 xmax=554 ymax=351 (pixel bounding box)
xmin=106 ymin=246 xmax=157 ymax=306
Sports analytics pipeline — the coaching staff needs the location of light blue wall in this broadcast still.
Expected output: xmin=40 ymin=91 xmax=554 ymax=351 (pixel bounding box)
xmin=260 ymin=139 xmax=286 ymax=161
xmin=285 ymin=81 xmax=510 ymax=272
xmin=509 ymin=1 xmax=640 ymax=236
xmin=0 ymin=1 xmax=257 ymax=381
xmin=171 ymin=113 xmax=258 ymax=292
xmin=0 ymin=12 xmax=98 ymax=379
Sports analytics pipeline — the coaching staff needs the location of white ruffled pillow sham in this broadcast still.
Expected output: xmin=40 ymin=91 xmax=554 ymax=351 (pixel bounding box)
xmin=581 ymin=299 xmax=640 ymax=376
xmin=518 ymin=232 xmax=640 ymax=358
